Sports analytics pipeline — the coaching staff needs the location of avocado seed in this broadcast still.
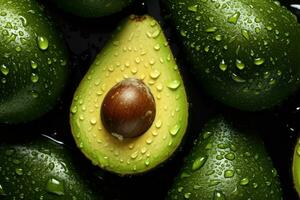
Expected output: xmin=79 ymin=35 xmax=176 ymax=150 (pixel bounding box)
xmin=101 ymin=78 xmax=156 ymax=139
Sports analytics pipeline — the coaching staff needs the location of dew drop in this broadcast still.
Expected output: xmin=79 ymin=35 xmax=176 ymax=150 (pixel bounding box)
xmin=37 ymin=36 xmax=49 ymax=50
xmin=224 ymin=170 xmax=235 ymax=178
xmin=169 ymin=124 xmax=180 ymax=136
xmin=225 ymin=152 xmax=235 ymax=160
xmin=219 ymin=60 xmax=227 ymax=71
xmin=236 ymin=59 xmax=245 ymax=70
xmin=205 ymin=27 xmax=217 ymax=33
xmin=150 ymin=69 xmax=161 ymax=79
xmin=31 ymin=73 xmax=39 ymax=83
xmin=240 ymin=178 xmax=249 ymax=186
xmin=188 ymin=5 xmax=197 ymax=12
xmin=31 ymin=60 xmax=38 ymax=69
xmin=192 ymin=156 xmax=207 ymax=171
xmin=167 ymin=80 xmax=181 ymax=90
xmin=15 ymin=168 xmax=23 ymax=176
xmin=254 ymin=58 xmax=265 ymax=66
xmin=0 ymin=64 xmax=9 ymax=75
xmin=228 ymin=12 xmax=240 ymax=24
xmin=46 ymin=178 xmax=65 ymax=196
xmin=213 ymin=190 xmax=226 ymax=200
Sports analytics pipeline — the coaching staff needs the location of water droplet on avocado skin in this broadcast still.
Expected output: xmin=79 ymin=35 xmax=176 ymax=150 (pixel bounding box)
xmin=37 ymin=36 xmax=49 ymax=50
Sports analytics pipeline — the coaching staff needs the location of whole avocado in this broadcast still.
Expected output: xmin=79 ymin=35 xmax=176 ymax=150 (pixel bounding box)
xmin=0 ymin=0 xmax=69 ymax=123
xmin=167 ymin=117 xmax=282 ymax=200
xmin=53 ymin=0 xmax=134 ymax=18
xmin=164 ymin=0 xmax=300 ymax=111
xmin=0 ymin=135 xmax=100 ymax=199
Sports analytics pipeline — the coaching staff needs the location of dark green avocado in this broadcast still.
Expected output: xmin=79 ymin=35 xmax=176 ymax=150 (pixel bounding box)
xmin=53 ymin=0 xmax=134 ymax=18
xmin=164 ymin=0 xmax=300 ymax=111
xmin=0 ymin=135 xmax=99 ymax=200
xmin=167 ymin=117 xmax=282 ymax=200
xmin=0 ymin=0 xmax=69 ymax=123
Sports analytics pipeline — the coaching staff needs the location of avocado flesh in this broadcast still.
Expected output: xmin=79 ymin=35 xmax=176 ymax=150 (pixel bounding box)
xmin=54 ymin=0 xmax=133 ymax=18
xmin=167 ymin=118 xmax=282 ymax=200
xmin=0 ymin=136 xmax=99 ymax=200
xmin=70 ymin=15 xmax=188 ymax=175
xmin=293 ymin=137 xmax=300 ymax=197
xmin=0 ymin=0 xmax=69 ymax=123
xmin=164 ymin=0 xmax=300 ymax=111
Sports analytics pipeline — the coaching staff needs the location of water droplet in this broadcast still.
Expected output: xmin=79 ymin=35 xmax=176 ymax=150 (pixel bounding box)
xmin=209 ymin=180 xmax=221 ymax=186
xmin=15 ymin=168 xmax=23 ymax=175
xmin=0 ymin=184 xmax=5 ymax=195
xmin=130 ymin=151 xmax=138 ymax=159
xmin=225 ymin=152 xmax=235 ymax=160
xmin=205 ymin=27 xmax=217 ymax=33
xmin=219 ymin=60 xmax=227 ymax=71
xmin=46 ymin=178 xmax=65 ymax=196
xmin=169 ymin=124 xmax=180 ymax=136
xmin=192 ymin=156 xmax=207 ymax=171
xmin=155 ymin=120 xmax=162 ymax=128
xmin=31 ymin=60 xmax=38 ymax=69
xmin=188 ymin=5 xmax=197 ymax=12
xmin=31 ymin=73 xmax=39 ymax=83
xmin=184 ymin=192 xmax=191 ymax=199
xmin=203 ymin=131 xmax=212 ymax=139
xmin=232 ymin=73 xmax=246 ymax=83
xmin=167 ymin=80 xmax=181 ymax=90
xmin=90 ymin=118 xmax=97 ymax=125
xmin=254 ymin=58 xmax=265 ymax=66
xmin=215 ymin=34 xmax=222 ymax=41
xmin=228 ymin=12 xmax=240 ymax=24
xmin=0 ymin=64 xmax=9 ymax=75
xmin=154 ymin=44 xmax=160 ymax=51
xmin=71 ymin=106 xmax=77 ymax=114
xmin=240 ymin=178 xmax=249 ymax=186
xmin=241 ymin=29 xmax=250 ymax=40
xmin=236 ymin=59 xmax=245 ymax=70
xmin=15 ymin=46 xmax=22 ymax=52
xmin=150 ymin=69 xmax=161 ymax=79
xmin=37 ymin=36 xmax=49 ymax=50
xmin=224 ymin=170 xmax=235 ymax=178
xmin=213 ymin=190 xmax=226 ymax=200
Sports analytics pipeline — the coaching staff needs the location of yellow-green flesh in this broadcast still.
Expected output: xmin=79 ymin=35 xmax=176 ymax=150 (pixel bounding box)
xmin=70 ymin=15 xmax=188 ymax=175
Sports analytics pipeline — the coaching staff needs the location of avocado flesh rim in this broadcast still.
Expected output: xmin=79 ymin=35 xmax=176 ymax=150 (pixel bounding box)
xmin=70 ymin=15 xmax=188 ymax=175
xmin=293 ymin=138 xmax=300 ymax=197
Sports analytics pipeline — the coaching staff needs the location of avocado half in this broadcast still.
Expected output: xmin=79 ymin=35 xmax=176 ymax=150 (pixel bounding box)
xmin=70 ymin=15 xmax=188 ymax=175
xmin=0 ymin=135 xmax=99 ymax=199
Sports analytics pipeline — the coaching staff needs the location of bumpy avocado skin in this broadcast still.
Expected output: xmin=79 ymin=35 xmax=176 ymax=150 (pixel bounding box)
xmin=0 ymin=136 xmax=99 ymax=199
xmin=167 ymin=118 xmax=282 ymax=200
xmin=164 ymin=0 xmax=300 ymax=111
xmin=53 ymin=0 xmax=133 ymax=17
xmin=70 ymin=15 xmax=188 ymax=175
xmin=0 ymin=0 xmax=69 ymax=124
xmin=293 ymin=137 xmax=300 ymax=197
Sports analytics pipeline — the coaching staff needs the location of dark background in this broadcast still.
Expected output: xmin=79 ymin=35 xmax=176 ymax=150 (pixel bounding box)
xmin=2 ymin=0 xmax=300 ymax=199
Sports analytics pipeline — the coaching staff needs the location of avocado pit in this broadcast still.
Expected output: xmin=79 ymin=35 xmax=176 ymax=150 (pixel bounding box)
xmin=101 ymin=78 xmax=156 ymax=139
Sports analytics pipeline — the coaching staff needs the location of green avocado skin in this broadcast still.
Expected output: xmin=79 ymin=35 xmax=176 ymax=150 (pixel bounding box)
xmin=164 ymin=0 xmax=300 ymax=111
xmin=167 ymin=118 xmax=282 ymax=200
xmin=0 ymin=136 xmax=99 ymax=199
xmin=53 ymin=0 xmax=133 ymax=17
xmin=0 ymin=0 xmax=69 ymax=123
